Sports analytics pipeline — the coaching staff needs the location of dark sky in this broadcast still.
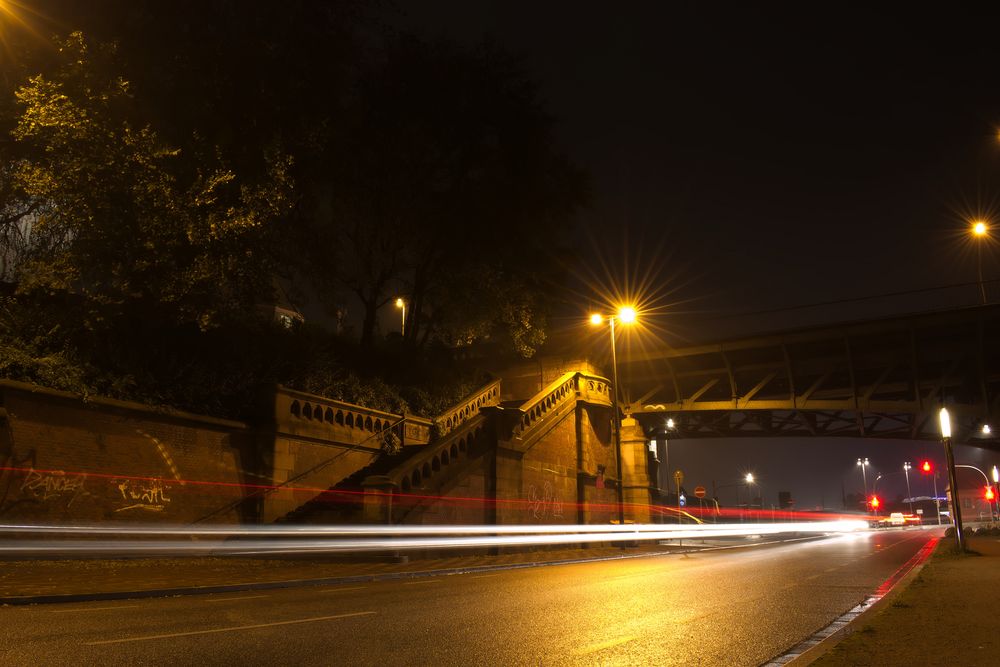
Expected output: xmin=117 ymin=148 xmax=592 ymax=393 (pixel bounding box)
xmin=390 ymin=2 xmax=1000 ymax=336
xmin=389 ymin=2 xmax=1000 ymax=508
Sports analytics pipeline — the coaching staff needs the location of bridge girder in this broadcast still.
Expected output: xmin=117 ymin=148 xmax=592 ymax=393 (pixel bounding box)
xmin=624 ymin=305 xmax=1000 ymax=446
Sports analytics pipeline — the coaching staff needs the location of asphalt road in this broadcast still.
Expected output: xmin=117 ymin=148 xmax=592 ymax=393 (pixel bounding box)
xmin=0 ymin=529 xmax=936 ymax=666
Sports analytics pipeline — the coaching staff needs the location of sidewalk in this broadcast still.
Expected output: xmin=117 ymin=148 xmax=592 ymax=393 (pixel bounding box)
xmin=802 ymin=532 xmax=1000 ymax=666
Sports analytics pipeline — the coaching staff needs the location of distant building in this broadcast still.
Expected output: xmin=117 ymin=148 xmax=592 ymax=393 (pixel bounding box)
xmin=778 ymin=491 xmax=794 ymax=509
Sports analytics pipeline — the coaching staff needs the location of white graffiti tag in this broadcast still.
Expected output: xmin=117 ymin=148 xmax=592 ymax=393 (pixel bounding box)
xmin=526 ymin=481 xmax=564 ymax=520
xmin=20 ymin=469 xmax=89 ymax=505
xmin=115 ymin=478 xmax=172 ymax=512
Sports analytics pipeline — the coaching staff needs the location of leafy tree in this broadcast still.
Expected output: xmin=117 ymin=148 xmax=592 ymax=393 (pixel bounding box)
xmin=312 ymin=35 xmax=588 ymax=352
xmin=6 ymin=32 xmax=293 ymax=330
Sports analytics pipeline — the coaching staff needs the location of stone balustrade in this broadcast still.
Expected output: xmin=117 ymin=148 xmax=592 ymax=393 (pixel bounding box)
xmin=433 ymin=380 xmax=501 ymax=437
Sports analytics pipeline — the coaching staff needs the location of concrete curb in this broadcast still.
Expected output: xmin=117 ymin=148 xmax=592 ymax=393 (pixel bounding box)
xmin=776 ymin=534 xmax=940 ymax=665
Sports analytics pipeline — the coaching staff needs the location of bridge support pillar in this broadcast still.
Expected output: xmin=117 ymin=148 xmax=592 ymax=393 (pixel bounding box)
xmin=619 ymin=416 xmax=653 ymax=523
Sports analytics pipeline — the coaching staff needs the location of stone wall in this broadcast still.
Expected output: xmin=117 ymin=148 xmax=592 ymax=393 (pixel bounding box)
xmin=0 ymin=380 xmax=258 ymax=525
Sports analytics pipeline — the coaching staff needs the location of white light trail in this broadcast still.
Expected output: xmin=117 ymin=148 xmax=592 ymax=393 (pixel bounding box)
xmin=0 ymin=521 xmax=868 ymax=557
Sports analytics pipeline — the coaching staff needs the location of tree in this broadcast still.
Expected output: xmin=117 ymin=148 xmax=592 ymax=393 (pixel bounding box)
xmin=5 ymin=32 xmax=293 ymax=330
xmin=313 ymin=35 xmax=588 ymax=351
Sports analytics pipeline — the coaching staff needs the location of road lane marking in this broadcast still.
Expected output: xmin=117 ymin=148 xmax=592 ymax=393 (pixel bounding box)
xmin=402 ymin=579 xmax=439 ymax=585
xmin=574 ymin=636 xmax=637 ymax=655
xmin=203 ymin=595 xmax=267 ymax=603
xmin=51 ymin=605 xmax=137 ymax=613
xmin=319 ymin=586 xmax=366 ymax=593
xmin=83 ymin=611 xmax=376 ymax=645
xmin=469 ymin=574 xmax=500 ymax=579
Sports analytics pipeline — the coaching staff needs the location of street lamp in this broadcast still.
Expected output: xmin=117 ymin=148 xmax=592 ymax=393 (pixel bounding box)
xmin=994 ymin=465 xmax=1000 ymax=521
xmin=590 ymin=305 xmax=639 ymax=525
xmin=939 ymin=407 xmax=965 ymax=550
xmin=903 ymin=462 xmax=913 ymax=514
xmin=395 ymin=298 xmax=406 ymax=337
xmin=856 ymin=457 xmax=870 ymax=503
xmin=955 ymin=464 xmax=999 ymax=522
xmin=971 ymin=219 xmax=989 ymax=304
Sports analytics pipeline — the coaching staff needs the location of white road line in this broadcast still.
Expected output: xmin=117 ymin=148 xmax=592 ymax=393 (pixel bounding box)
xmin=51 ymin=605 xmax=137 ymax=614
xmin=83 ymin=611 xmax=376 ymax=645
xmin=319 ymin=586 xmax=366 ymax=593
xmin=203 ymin=595 xmax=267 ymax=603
xmin=401 ymin=579 xmax=439 ymax=585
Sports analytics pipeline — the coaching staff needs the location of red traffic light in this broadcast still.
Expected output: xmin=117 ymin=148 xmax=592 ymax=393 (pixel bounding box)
xmin=921 ymin=461 xmax=932 ymax=473
xmin=870 ymin=495 xmax=880 ymax=509
xmin=987 ymin=486 xmax=995 ymax=501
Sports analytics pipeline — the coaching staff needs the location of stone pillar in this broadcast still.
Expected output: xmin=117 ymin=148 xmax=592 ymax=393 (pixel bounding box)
xmin=361 ymin=475 xmax=397 ymax=524
xmin=619 ymin=416 xmax=652 ymax=523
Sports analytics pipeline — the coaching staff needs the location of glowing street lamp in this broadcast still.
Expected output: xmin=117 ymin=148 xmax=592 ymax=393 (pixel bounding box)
xmin=856 ymin=457 xmax=870 ymax=500
xmin=971 ymin=219 xmax=989 ymax=304
xmin=903 ymin=462 xmax=914 ymax=515
xmin=589 ymin=305 xmax=639 ymax=525
xmin=939 ymin=406 xmax=965 ymax=550
xmin=395 ymin=298 xmax=406 ymax=337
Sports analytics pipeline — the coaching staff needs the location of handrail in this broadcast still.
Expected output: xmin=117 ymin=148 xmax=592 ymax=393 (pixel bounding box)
xmin=433 ymin=379 xmax=501 ymax=437
xmin=512 ymin=371 xmax=612 ymax=439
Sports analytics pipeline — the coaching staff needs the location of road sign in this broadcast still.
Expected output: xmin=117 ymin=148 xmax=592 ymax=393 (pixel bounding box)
xmin=679 ymin=493 xmax=686 ymax=507
xmin=694 ymin=486 xmax=706 ymax=498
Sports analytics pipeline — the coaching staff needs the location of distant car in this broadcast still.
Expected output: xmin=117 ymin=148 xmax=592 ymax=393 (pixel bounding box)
xmin=876 ymin=512 xmax=921 ymax=527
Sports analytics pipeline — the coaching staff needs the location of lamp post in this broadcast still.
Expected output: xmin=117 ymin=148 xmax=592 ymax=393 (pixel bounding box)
xmin=903 ymin=462 xmax=913 ymax=514
xmin=922 ymin=460 xmax=942 ymax=525
xmin=856 ymin=457 xmax=870 ymax=509
xmin=994 ymin=465 xmax=1000 ymax=522
xmin=939 ymin=407 xmax=965 ymax=550
xmin=745 ymin=472 xmax=757 ymax=522
xmin=971 ymin=220 xmax=988 ymax=304
xmin=590 ymin=306 xmax=638 ymax=526
xmin=395 ymin=298 xmax=406 ymax=337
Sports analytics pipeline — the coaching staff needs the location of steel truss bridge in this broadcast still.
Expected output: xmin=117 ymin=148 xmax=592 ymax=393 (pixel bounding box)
xmin=624 ymin=305 xmax=1000 ymax=447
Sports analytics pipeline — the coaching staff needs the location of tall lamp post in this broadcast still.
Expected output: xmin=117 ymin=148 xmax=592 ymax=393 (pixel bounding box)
xmin=745 ymin=473 xmax=757 ymax=522
xmin=971 ymin=220 xmax=989 ymax=304
xmin=994 ymin=465 xmax=1000 ymax=522
xmin=856 ymin=457 xmax=870 ymax=510
xmin=955 ymin=464 xmax=998 ymax=522
xmin=903 ymin=462 xmax=913 ymax=514
xmin=395 ymin=298 xmax=406 ymax=337
xmin=939 ymin=407 xmax=965 ymax=550
xmin=590 ymin=306 xmax=638 ymax=526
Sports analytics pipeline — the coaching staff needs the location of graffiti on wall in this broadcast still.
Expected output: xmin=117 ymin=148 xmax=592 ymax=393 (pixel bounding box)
xmin=114 ymin=478 xmax=172 ymax=512
xmin=526 ymin=481 xmax=564 ymax=520
xmin=20 ymin=468 xmax=90 ymax=506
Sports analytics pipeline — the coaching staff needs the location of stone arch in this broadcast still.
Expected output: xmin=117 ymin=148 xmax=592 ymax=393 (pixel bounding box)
xmin=291 ymin=400 xmax=301 ymax=418
xmin=335 ymin=411 xmax=344 ymax=426
xmin=365 ymin=416 xmax=373 ymax=431
xmin=458 ymin=437 xmax=467 ymax=453
xmin=325 ymin=408 xmax=334 ymax=423
xmin=441 ymin=449 xmax=450 ymax=465
xmin=411 ymin=470 xmax=421 ymax=487
xmin=346 ymin=413 xmax=354 ymax=428
xmin=303 ymin=403 xmax=313 ymax=420
xmin=450 ymin=443 xmax=459 ymax=459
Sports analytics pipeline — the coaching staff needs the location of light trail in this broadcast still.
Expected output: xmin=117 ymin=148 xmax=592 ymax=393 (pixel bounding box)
xmin=0 ymin=521 xmax=868 ymax=557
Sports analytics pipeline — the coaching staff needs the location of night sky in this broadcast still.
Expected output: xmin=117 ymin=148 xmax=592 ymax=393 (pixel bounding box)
xmin=391 ymin=2 xmax=1000 ymax=508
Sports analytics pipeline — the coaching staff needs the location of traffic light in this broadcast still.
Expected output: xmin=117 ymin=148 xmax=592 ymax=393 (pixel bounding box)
xmin=921 ymin=461 xmax=932 ymax=473
xmin=986 ymin=486 xmax=995 ymax=501
xmin=870 ymin=495 xmax=880 ymax=509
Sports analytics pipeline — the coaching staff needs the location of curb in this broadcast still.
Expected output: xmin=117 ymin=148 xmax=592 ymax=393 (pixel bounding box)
xmin=767 ymin=534 xmax=940 ymax=666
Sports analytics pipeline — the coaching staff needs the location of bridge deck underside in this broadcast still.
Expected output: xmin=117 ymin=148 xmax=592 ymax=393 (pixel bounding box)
xmin=625 ymin=306 xmax=1000 ymax=446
